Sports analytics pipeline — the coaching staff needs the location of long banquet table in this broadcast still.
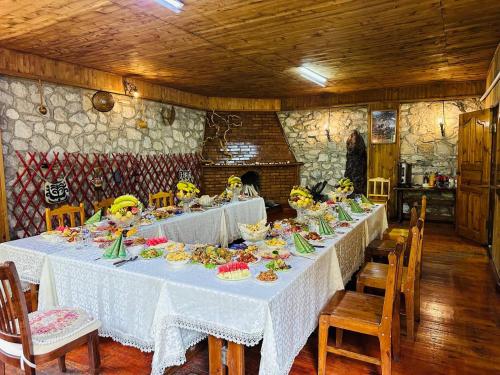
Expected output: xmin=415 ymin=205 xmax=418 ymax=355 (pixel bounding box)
xmin=0 ymin=202 xmax=387 ymax=375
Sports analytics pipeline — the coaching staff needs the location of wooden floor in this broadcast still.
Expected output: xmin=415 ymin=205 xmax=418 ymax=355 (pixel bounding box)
xmin=5 ymin=223 xmax=500 ymax=374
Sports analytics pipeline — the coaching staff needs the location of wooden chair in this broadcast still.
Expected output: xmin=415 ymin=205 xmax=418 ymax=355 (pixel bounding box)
xmin=357 ymin=220 xmax=423 ymax=341
xmin=148 ymin=191 xmax=173 ymax=208
xmin=92 ymin=197 xmax=114 ymax=214
xmin=318 ymin=239 xmax=405 ymax=375
xmin=45 ymin=203 xmax=85 ymax=231
xmin=367 ymin=177 xmax=391 ymax=206
xmin=385 ymin=195 xmax=426 ymax=241
xmin=0 ymin=261 xmax=101 ymax=374
xmin=365 ymin=206 xmax=417 ymax=263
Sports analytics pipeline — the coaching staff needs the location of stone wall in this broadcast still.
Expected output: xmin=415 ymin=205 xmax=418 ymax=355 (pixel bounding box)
xmin=0 ymin=75 xmax=206 ymax=191
xmin=278 ymin=99 xmax=481 ymax=190
xmin=399 ymin=99 xmax=482 ymax=178
xmin=277 ymin=107 xmax=368 ymax=190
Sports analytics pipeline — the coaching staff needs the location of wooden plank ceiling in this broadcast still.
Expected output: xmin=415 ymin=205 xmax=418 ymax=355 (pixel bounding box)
xmin=0 ymin=0 xmax=498 ymax=98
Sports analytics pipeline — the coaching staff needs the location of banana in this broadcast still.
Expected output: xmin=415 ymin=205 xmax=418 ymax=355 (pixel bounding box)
xmin=114 ymin=195 xmax=138 ymax=205
xmin=110 ymin=200 xmax=136 ymax=214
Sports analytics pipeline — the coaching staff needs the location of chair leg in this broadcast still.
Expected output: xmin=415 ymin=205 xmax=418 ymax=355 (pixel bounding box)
xmin=379 ymin=335 xmax=392 ymax=375
xmin=405 ymin=292 xmax=415 ymax=341
xmin=0 ymin=361 xmax=5 ymax=375
xmin=317 ymin=316 xmax=329 ymax=375
xmin=29 ymin=284 xmax=38 ymax=312
xmin=356 ymin=281 xmax=365 ymax=293
xmin=392 ymin=293 xmax=401 ymax=362
xmin=414 ymin=278 xmax=421 ymax=322
xmin=335 ymin=328 xmax=343 ymax=347
xmin=24 ymin=365 xmax=35 ymax=375
xmin=87 ymin=331 xmax=101 ymax=374
xmin=58 ymin=355 xmax=67 ymax=372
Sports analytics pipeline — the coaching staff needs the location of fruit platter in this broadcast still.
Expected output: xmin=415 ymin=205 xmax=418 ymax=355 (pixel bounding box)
xmin=305 ymin=202 xmax=328 ymax=218
xmin=216 ymin=262 xmax=251 ymax=281
xmin=164 ymin=241 xmax=186 ymax=253
xmin=329 ymin=178 xmax=354 ymax=201
xmin=256 ymin=270 xmax=278 ymax=283
xmin=108 ymin=195 xmax=143 ymax=228
xmin=176 ymin=180 xmax=200 ymax=211
xmin=227 ymin=175 xmax=243 ymax=202
xmin=265 ymin=259 xmax=291 ymax=272
xmin=191 ymin=245 xmax=233 ymax=268
xmin=198 ymin=194 xmax=217 ymax=208
xmin=165 ymin=250 xmax=191 ymax=266
xmin=238 ymin=219 xmax=269 ymax=242
xmin=288 ymin=186 xmax=314 ymax=212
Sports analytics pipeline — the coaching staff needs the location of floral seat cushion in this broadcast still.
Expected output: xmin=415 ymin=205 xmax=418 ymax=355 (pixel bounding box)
xmin=0 ymin=307 xmax=101 ymax=358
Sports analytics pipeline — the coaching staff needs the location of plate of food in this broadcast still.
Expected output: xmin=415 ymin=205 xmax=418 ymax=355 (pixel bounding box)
xmin=259 ymin=248 xmax=291 ymax=260
xmin=235 ymin=250 xmax=261 ymax=265
xmin=239 ymin=219 xmax=270 ymax=242
xmin=265 ymin=259 xmax=291 ymax=272
xmin=165 ymin=250 xmax=191 ymax=266
xmin=216 ymin=262 xmax=251 ymax=281
xmin=139 ymin=247 xmax=164 ymax=259
xmin=264 ymin=238 xmax=287 ymax=250
xmin=164 ymin=241 xmax=186 ymax=252
xmin=255 ymin=269 xmax=278 ymax=283
xmin=191 ymin=244 xmax=233 ymax=268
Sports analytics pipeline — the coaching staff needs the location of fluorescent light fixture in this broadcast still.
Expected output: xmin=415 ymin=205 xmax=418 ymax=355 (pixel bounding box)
xmin=298 ymin=66 xmax=327 ymax=87
xmin=154 ymin=0 xmax=184 ymax=13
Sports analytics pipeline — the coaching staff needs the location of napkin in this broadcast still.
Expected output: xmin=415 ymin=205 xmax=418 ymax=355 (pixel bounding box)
xmin=103 ymin=234 xmax=126 ymax=259
xmin=337 ymin=205 xmax=353 ymax=221
xmin=85 ymin=209 xmax=102 ymax=225
xmin=318 ymin=217 xmax=335 ymax=235
xmin=361 ymin=194 xmax=374 ymax=205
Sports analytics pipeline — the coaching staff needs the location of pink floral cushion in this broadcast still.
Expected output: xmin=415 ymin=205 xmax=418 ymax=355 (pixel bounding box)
xmin=29 ymin=308 xmax=96 ymax=344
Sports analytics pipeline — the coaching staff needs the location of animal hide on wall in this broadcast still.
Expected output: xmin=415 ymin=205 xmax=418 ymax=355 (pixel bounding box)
xmin=345 ymin=130 xmax=367 ymax=194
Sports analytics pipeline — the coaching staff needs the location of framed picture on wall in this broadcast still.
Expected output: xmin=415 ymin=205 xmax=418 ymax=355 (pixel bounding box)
xmin=371 ymin=110 xmax=397 ymax=144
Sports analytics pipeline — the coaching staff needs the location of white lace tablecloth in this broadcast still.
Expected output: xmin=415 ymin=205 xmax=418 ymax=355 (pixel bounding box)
xmin=138 ymin=198 xmax=267 ymax=246
xmin=3 ymin=204 xmax=386 ymax=375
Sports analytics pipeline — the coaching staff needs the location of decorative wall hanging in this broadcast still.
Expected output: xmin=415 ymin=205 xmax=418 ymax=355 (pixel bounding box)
xmin=370 ymin=110 xmax=397 ymax=144
xmin=13 ymin=152 xmax=202 ymax=237
xmin=44 ymin=178 xmax=70 ymax=204
xmin=92 ymin=91 xmax=115 ymax=112
xmin=37 ymin=80 xmax=48 ymax=115
xmin=89 ymin=167 xmax=104 ymax=189
xmin=200 ymin=111 xmax=243 ymax=163
xmin=178 ymin=169 xmax=193 ymax=182
xmin=136 ymin=98 xmax=148 ymax=129
xmin=161 ymin=105 xmax=176 ymax=126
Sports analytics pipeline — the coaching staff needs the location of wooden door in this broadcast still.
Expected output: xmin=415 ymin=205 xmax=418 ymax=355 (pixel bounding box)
xmin=368 ymin=103 xmax=400 ymax=218
xmin=491 ymin=105 xmax=500 ymax=285
xmin=456 ymin=109 xmax=493 ymax=244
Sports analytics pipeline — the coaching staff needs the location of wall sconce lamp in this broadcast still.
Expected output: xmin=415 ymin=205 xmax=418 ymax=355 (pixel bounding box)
xmin=325 ymin=107 xmax=332 ymax=142
xmin=438 ymin=101 xmax=445 ymax=137
xmin=123 ymin=78 xmax=139 ymax=98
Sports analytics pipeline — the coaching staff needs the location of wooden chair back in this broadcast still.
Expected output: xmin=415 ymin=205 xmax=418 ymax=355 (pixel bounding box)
xmin=45 ymin=203 xmax=85 ymax=231
xmin=149 ymin=191 xmax=173 ymax=208
xmin=367 ymin=177 xmax=391 ymax=204
xmin=380 ymin=238 xmax=405 ymax=334
xmin=92 ymin=197 xmax=114 ymax=214
xmin=420 ymin=195 xmax=427 ymax=220
xmin=405 ymin=206 xmax=418 ymax=249
xmin=404 ymin=219 xmax=423 ymax=292
xmin=0 ymin=262 xmax=34 ymax=366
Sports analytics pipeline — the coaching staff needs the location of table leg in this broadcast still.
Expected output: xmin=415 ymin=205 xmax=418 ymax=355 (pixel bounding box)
xmin=227 ymin=341 xmax=245 ymax=375
xmin=208 ymin=336 xmax=226 ymax=375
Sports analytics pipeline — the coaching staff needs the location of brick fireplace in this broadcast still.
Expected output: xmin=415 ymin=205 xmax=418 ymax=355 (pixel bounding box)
xmin=201 ymin=112 xmax=301 ymax=204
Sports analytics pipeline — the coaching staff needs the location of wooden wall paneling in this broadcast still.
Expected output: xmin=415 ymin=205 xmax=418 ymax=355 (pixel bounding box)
xmin=208 ymin=97 xmax=281 ymax=112
xmin=368 ymin=103 xmax=400 ymax=218
xmin=281 ymin=81 xmax=485 ymax=110
xmin=484 ymin=43 xmax=500 ymax=108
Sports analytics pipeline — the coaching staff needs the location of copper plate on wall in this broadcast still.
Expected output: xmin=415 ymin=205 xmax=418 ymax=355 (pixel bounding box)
xmin=92 ymin=91 xmax=115 ymax=112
